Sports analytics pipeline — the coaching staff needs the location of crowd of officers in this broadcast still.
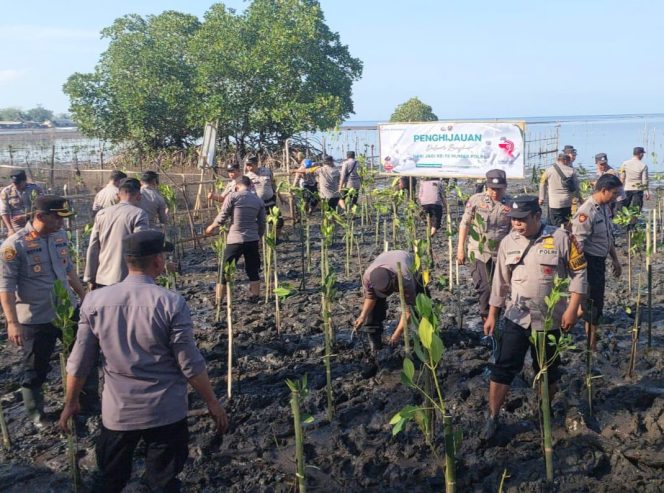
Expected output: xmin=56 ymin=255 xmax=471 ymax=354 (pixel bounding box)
xmin=0 ymin=144 xmax=651 ymax=489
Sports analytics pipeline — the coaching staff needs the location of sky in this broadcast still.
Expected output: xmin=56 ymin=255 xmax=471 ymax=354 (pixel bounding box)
xmin=1 ymin=0 xmax=663 ymax=121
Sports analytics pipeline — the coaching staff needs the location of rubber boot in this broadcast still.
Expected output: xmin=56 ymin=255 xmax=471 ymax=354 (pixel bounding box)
xmin=21 ymin=387 xmax=47 ymax=429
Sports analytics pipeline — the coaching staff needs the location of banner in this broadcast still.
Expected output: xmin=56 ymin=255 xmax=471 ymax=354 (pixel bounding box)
xmin=379 ymin=121 xmax=525 ymax=178
xmin=198 ymin=122 xmax=218 ymax=169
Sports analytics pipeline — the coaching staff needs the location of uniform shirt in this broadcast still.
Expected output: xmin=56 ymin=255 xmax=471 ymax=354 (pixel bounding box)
xmin=598 ymin=166 xmax=625 ymax=201
xmin=220 ymin=179 xmax=238 ymax=200
xmin=539 ymin=164 xmax=579 ymax=208
xmin=620 ymin=157 xmax=648 ymax=192
xmin=213 ymin=190 xmax=266 ymax=244
xmin=0 ymin=222 xmax=74 ymax=324
xmin=84 ymin=202 xmax=149 ymax=286
xmin=0 ymin=183 xmax=43 ymax=230
xmin=571 ymin=196 xmax=613 ymax=257
xmin=245 ymin=167 xmax=276 ymax=204
xmin=362 ymin=250 xmax=416 ymax=304
xmin=315 ymin=166 xmax=340 ymax=199
xmin=418 ymin=180 xmax=446 ymax=206
xmin=138 ymin=185 xmax=169 ymax=229
xmin=340 ymin=158 xmax=361 ymax=190
xmin=490 ymin=225 xmax=587 ymax=331
xmin=92 ymin=183 xmax=119 ymax=214
xmin=66 ymin=274 xmax=206 ymax=431
xmin=460 ymin=192 xmax=512 ymax=262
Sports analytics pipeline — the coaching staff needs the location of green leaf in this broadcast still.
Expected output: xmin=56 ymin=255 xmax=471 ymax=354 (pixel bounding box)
xmin=418 ymin=317 xmax=434 ymax=350
xmin=302 ymin=414 xmax=314 ymax=424
xmin=403 ymin=358 xmax=415 ymax=383
xmin=430 ymin=334 xmax=444 ymax=365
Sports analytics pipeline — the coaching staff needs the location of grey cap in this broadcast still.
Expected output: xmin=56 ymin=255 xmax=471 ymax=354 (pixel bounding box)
xmin=485 ymin=169 xmax=507 ymax=189
xmin=633 ymin=146 xmax=645 ymax=155
xmin=595 ymin=153 xmax=608 ymax=163
xmin=507 ymin=195 xmax=541 ymax=219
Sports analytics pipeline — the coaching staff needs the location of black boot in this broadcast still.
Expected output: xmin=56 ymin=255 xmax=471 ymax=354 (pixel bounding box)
xmin=21 ymin=387 xmax=47 ymax=429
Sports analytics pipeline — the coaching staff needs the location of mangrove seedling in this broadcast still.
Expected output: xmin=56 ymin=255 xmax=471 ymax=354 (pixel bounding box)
xmin=321 ymin=271 xmax=336 ymax=421
xmin=224 ymin=260 xmax=237 ymax=399
xmin=285 ymin=375 xmax=313 ymax=493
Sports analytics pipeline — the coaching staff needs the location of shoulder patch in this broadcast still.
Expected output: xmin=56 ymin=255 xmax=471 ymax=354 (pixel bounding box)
xmin=568 ymin=234 xmax=587 ymax=271
xmin=2 ymin=246 xmax=17 ymax=261
xmin=578 ymin=213 xmax=588 ymax=223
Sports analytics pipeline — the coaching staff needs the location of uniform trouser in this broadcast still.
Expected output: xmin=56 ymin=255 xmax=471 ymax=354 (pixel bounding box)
xmin=624 ymin=191 xmax=644 ymax=211
xmin=21 ymin=319 xmax=100 ymax=414
xmin=422 ymin=204 xmax=443 ymax=230
xmin=549 ymin=207 xmax=571 ymax=227
xmin=341 ymin=188 xmax=359 ymax=209
xmin=470 ymin=257 xmax=495 ymax=319
xmin=94 ymin=419 xmax=189 ymax=493
xmin=584 ymin=253 xmax=606 ymax=325
xmin=220 ymin=241 xmax=260 ymax=284
xmin=303 ymin=185 xmax=318 ymax=209
xmin=490 ymin=318 xmax=562 ymax=386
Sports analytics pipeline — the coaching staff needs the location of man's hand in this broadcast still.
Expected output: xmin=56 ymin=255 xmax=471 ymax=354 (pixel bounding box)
xmin=207 ymin=191 xmax=215 ymax=201
xmin=207 ymin=400 xmax=229 ymax=434
xmin=612 ymin=258 xmax=622 ymax=278
xmin=204 ymin=224 xmax=217 ymax=237
xmin=560 ymin=306 xmax=578 ymax=332
xmin=87 ymin=282 xmax=96 ymax=292
xmin=353 ymin=314 xmax=366 ymax=332
xmin=538 ymin=199 xmax=544 ymax=206
xmin=58 ymin=400 xmax=80 ymax=433
xmin=645 ymin=191 xmax=651 ymax=201
xmin=456 ymin=249 xmax=465 ymax=265
xmin=7 ymin=321 xmax=24 ymax=346
xmin=483 ymin=315 xmax=496 ymax=336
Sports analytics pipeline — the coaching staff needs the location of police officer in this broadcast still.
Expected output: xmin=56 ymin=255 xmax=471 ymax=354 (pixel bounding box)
xmin=339 ymin=151 xmax=361 ymax=210
xmin=205 ymin=176 xmax=266 ymax=301
xmin=92 ymin=170 xmax=127 ymax=216
xmin=595 ymin=153 xmax=623 ymax=213
xmin=353 ymin=250 xmax=424 ymax=350
xmin=85 ymin=178 xmax=149 ymax=289
xmin=244 ymin=156 xmax=283 ymax=237
xmin=294 ymin=155 xmax=341 ymax=210
xmin=208 ymin=163 xmax=242 ymax=205
xmin=418 ymin=178 xmax=446 ymax=236
xmin=60 ymin=230 xmax=228 ymax=492
xmin=571 ymin=174 xmax=622 ymax=350
xmin=0 ymin=195 xmax=97 ymax=427
xmin=482 ymin=196 xmax=587 ymax=439
xmin=0 ymin=169 xmax=43 ymax=235
xmin=620 ymin=146 xmax=650 ymax=211
xmin=539 ymin=153 xmax=581 ymax=226
xmin=457 ymin=169 xmax=512 ymax=323
xmin=138 ymin=171 xmax=169 ymax=230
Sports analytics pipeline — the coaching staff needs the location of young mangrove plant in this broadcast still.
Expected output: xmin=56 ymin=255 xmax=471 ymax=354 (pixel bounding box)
xmin=627 ymin=273 xmax=643 ymax=379
xmin=224 ymin=260 xmax=237 ymax=399
xmin=266 ymin=206 xmax=284 ymax=331
xmin=52 ymin=280 xmax=81 ymax=492
xmin=390 ymin=294 xmax=459 ymax=493
xmin=613 ymin=206 xmax=644 ymax=298
xmin=530 ymin=275 xmax=575 ymax=482
xmin=321 ymin=270 xmax=336 ymax=421
xmin=285 ymin=374 xmax=313 ymax=493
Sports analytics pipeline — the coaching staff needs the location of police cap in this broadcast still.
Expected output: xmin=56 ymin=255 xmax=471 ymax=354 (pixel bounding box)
xmin=595 ymin=153 xmax=608 ymax=163
xmin=485 ymin=169 xmax=507 ymax=189
xmin=123 ymin=230 xmax=174 ymax=257
xmin=10 ymin=170 xmax=27 ymax=183
xmin=33 ymin=195 xmax=75 ymax=217
xmin=507 ymin=195 xmax=541 ymax=219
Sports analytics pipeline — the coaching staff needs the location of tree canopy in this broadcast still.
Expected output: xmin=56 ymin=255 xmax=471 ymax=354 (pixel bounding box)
xmin=64 ymin=1 xmax=363 ymax=152
xmin=389 ymin=97 xmax=438 ymax=123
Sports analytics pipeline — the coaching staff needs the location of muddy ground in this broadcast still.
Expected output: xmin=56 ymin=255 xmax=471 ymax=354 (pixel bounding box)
xmin=0 ymin=190 xmax=663 ymax=492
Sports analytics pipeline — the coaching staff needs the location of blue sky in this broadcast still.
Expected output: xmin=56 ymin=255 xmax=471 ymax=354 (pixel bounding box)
xmin=1 ymin=0 xmax=663 ymax=121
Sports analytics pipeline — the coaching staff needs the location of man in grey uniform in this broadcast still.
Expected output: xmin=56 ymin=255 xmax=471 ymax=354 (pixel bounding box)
xmin=0 ymin=169 xmax=43 ymax=235
xmin=571 ymin=174 xmax=622 ymax=350
xmin=205 ymin=176 xmax=266 ymax=300
xmin=457 ymin=169 xmax=512 ymax=323
xmin=85 ymin=178 xmax=149 ymax=289
xmin=0 ymin=196 xmax=97 ymax=427
xmin=482 ymin=196 xmax=587 ymax=439
xmin=92 ymin=170 xmax=127 ymax=216
xmin=60 ymin=230 xmax=228 ymax=493
xmin=339 ymin=151 xmax=361 ymax=210
xmin=539 ymin=153 xmax=581 ymax=226
xmin=244 ymin=156 xmax=283 ymax=237
xmin=620 ymin=146 xmax=650 ymax=211
xmin=138 ymin=171 xmax=169 ymax=230
xmin=208 ymin=163 xmax=242 ymax=205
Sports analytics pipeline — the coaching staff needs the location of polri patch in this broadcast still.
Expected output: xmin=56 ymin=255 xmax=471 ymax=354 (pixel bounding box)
xmin=2 ymin=247 xmax=17 ymax=261
xmin=578 ymin=213 xmax=588 ymax=223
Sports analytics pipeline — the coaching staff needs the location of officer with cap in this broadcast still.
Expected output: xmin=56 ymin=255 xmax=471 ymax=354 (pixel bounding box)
xmin=563 ymin=145 xmax=577 ymax=166
xmin=0 ymin=195 xmax=98 ymax=427
xmin=208 ymin=163 xmax=242 ymax=205
xmin=60 ymin=230 xmax=228 ymax=492
xmin=0 ymin=169 xmax=43 ymax=235
xmin=85 ymin=178 xmax=149 ymax=289
xmin=572 ymin=174 xmax=623 ymax=350
xmin=481 ymin=195 xmax=587 ymax=440
xmin=138 ymin=171 xmax=169 ymax=230
xmin=244 ymin=156 xmax=283 ymax=238
xmin=92 ymin=170 xmax=127 ymax=216
xmin=353 ymin=250 xmax=425 ymax=351
xmin=539 ymin=153 xmax=581 ymax=226
xmin=339 ymin=151 xmax=361 ymax=210
xmin=595 ymin=152 xmax=624 ymax=212
xmin=457 ymin=169 xmax=512 ymax=323
xmin=620 ymin=146 xmax=650 ymax=211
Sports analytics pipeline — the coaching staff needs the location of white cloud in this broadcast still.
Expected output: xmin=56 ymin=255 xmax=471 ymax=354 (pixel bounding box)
xmin=0 ymin=69 xmax=22 ymax=83
xmin=0 ymin=25 xmax=99 ymax=43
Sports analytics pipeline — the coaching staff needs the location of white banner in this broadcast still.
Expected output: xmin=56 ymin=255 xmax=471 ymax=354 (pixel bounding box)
xmin=198 ymin=122 xmax=218 ymax=169
xmin=379 ymin=121 xmax=525 ymax=178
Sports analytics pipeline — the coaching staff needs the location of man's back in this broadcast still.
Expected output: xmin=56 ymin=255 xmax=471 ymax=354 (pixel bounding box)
xmin=539 ymin=164 xmax=577 ymax=208
xmin=139 ymin=186 xmax=168 ymax=228
xmin=620 ymin=157 xmax=648 ymax=191
xmin=93 ymin=183 xmax=119 ymax=213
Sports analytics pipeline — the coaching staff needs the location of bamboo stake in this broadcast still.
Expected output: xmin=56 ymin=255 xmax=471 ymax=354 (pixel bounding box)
xmin=0 ymin=400 xmax=10 ymax=450
xmin=443 ymin=415 xmax=457 ymax=493
xmin=290 ymin=388 xmax=306 ymax=493
xmin=628 ymin=273 xmax=643 ymax=378
xmin=227 ymin=281 xmax=233 ymax=399
xmin=647 ymin=213 xmax=652 ymax=348
xmin=395 ymin=262 xmax=409 ymax=354
xmin=537 ymin=331 xmax=554 ymax=481
xmin=60 ymin=353 xmax=81 ymax=492
xmin=447 ymin=203 xmax=453 ymax=292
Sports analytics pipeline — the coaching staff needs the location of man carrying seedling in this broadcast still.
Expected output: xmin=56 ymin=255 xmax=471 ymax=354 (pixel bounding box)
xmin=60 ymin=230 xmax=228 ymax=492
xmin=354 ymin=250 xmax=424 ymax=352
xmin=85 ymin=178 xmax=149 ymax=289
xmin=539 ymin=153 xmax=581 ymax=227
xmin=138 ymin=171 xmax=169 ymax=230
xmin=244 ymin=155 xmax=283 ymax=238
xmin=620 ymin=146 xmax=650 ymax=212
xmin=0 ymin=169 xmax=43 ymax=235
xmin=208 ymin=162 xmax=242 ymax=205
xmin=92 ymin=170 xmax=127 ymax=216
xmin=0 ymin=196 xmax=98 ymax=428
xmin=205 ymin=175 xmax=266 ymax=301
xmin=571 ymin=174 xmax=622 ymax=351
xmin=482 ymin=195 xmax=587 ymax=440
xmin=457 ymin=169 xmax=512 ymax=325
